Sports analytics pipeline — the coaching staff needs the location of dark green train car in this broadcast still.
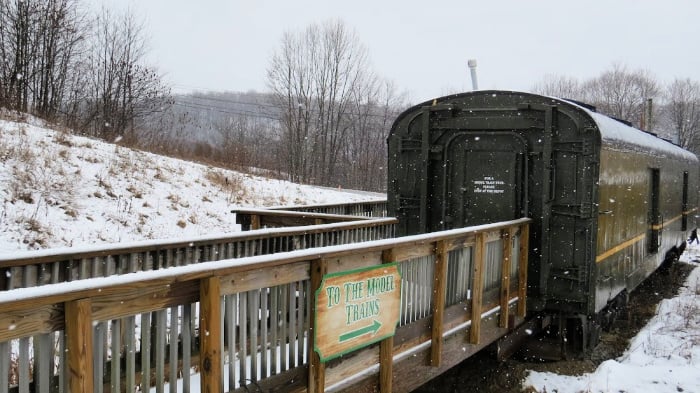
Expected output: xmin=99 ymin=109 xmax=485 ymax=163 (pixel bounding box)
xmin=387 ymin=90 xmax=698 ymax=348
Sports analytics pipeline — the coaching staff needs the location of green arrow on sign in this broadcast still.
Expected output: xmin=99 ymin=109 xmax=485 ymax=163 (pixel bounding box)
xmin=339 ymin=320 xmax=382 ymax=342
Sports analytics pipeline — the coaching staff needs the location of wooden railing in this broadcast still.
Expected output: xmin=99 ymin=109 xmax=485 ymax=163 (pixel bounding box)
xmin=0 ymin=218 xmax=529 ymax=393
xmin=0 ymin=218 xmax=397 ymax=291
xmin=268 ymin=200 xmax=388 ymax=218
xmin=233 ymin=208 xmax=378 ymax=231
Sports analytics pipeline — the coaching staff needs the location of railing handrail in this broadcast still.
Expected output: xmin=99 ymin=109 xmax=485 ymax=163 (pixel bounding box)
xmin=0 ymin=216 xmax=530 ymax=393
xmin=233 ymin=207 xmax=380 ymax=230
xmin=232 ymin=207 xmax=377 ymax=219
xmin=267 ymin=199 xmax=387 ymax=211
xmin=0 ymin=217 xmax=530 ymax=332
xmin=0 ymin=217 xmax=398 ymax=268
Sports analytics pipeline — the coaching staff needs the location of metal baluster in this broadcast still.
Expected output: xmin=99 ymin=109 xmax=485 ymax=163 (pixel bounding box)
xmin=18 ymin=337 xmax=29 ymax=393
xmin=125 ymin=316 xmax=136 ymax=393
xmin=225 ymin=295 xmax=236 ymax=391
xmin=58 ymin=331 xmax=66 ymax=393
xmin=182 ymin=304 xmax=192 ymax=393
xmin=155 ymin=310 xmax=167 ymax=393
xmin=270 ymin=287 xmax=279 ymax=375
xmin=418 ymin=258 xmax=425 ymax=318
xmin=260 ymin=288 xmax=269 ymax=378
xmin=0 ymin=341 xmax=9 ymax=393
xmin=239 ymin=291 xmax=249 ymax=387
xmin=280 ymin=285 xmax=288 ymax=371
xmin=140 ymin=312 xmax=152 ymax=392
xmin=51 ymin=261 xmax=60 ymax=284
xmin=33 ymin=334 xmax=50 ymax=393
xmin=93 ymin=323 xmax=105 ymax=393
xmin=288 ymin=283 xmax=296 ymax=367
xmin=169 ymin=306 xmax=179 ymax=393
xmin=110 ymin=319 xmax=121 ymax=393
xmin=298 ymin=280 xmax=308 ymax=365
xmin=249 ymin=290 xmax=259 ymax=380
xmin=129 ymin=252 xmax=139 ymax=273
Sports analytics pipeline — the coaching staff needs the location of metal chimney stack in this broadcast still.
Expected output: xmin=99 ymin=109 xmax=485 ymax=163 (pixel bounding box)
xmin=468 ymin=59 xmax=478 ymax=90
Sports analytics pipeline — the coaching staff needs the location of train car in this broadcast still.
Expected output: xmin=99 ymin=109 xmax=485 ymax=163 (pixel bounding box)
xmin=387 ymin=90 xmax=698 ymax=352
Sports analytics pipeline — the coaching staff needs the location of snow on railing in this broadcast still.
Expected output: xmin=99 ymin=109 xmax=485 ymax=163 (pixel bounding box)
xmin=0 ymin=218 xmax=398 ymax=291
xmin=268 ymin=200 xmax=388 ymax=218
xmin=0 ymin=218 xmax=529 ymax=393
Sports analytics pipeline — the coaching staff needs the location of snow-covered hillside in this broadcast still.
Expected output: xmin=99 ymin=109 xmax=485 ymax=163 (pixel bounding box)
xmin=0 ymin=116 xmax=383 ymax=253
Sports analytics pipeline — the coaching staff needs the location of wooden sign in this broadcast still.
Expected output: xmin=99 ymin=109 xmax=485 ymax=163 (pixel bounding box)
xmin=314 ymin=263 xmax=401 ymax=362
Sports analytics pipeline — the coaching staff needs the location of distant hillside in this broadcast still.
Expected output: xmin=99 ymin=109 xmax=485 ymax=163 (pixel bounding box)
xmin=0 ymin=114 xmax=382 ymax=252
xmin=156 ymin=91 xmax=279 ymax=146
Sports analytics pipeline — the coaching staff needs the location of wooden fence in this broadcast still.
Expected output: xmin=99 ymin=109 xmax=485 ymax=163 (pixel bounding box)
xmin=233 ymin=208 xmax=378 ymax=231
xmin=0 ymin=218 xmax=529 ymax=393
xmin=0 ymin=218 xmax=397 ymax=291
xmin=268 ymin=200 xmax=387 ymax=218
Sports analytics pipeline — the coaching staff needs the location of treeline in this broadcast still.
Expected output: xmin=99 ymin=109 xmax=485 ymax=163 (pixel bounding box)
xmin=140 ymin=91 xmax=283 ymax=179
xmin=532 ymin=64 xmax=700 ymax=156
xmin=0 ymin=4 xmax=402 ymax=192
xmin=4 ymin=2 xmax=699 ymax=194
xmin=267 ymin=20 xmax=404 ymax=191
xmin=142 ymin=85 xmax=402 ymax=192
xmin=0 ymin=0 xmax=169 ymax=143
xmin=140 ymin=20 xmax=405 ymax=192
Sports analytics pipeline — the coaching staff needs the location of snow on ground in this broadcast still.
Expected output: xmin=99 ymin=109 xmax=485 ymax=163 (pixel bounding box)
xmin=0 ymin=116 xmax=382 ymax=253
xmin=4 ymin=115 xmax=700 ymax=393
xmin=523 ymin=244 xmax=700 ymax=393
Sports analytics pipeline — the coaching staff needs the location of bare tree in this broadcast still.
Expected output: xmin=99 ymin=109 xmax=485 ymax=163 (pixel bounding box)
xmin=213 ymin=114 xmax=255 ymax=167
xmin=32 ymin=0 xmax=85 ymax=119
xmin=268 ymin=20 xmax=374 ymax=185
xmin=344 ymin=77 xmax=404 ymax=191
xmin=531 ymin=74 xmax=582 ymax=99
xmin=663 ymin=78 xmax=700 ymax=152
xmin=0 ymin=0 xmax=37 ymax=111
xmin=0 ymin=0 xmax=85 ymax=118
xmin=581 ymin=63 xmax=660 ymax=128
xmin=83 ymin=7 xmax=169 ymax=142
xmin=267 ymin=29 xmax=312 ymax=182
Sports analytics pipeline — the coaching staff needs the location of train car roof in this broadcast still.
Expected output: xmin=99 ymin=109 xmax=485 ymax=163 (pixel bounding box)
xmin=395 ymin=90 xmax=697 ymax=163
xmin=561 ymin=98 xmax=698 ymax=162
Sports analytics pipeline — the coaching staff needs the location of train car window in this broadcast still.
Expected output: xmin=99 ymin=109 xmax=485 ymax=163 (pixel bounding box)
xmin=682 ymin=171 xmax=689 ymax=231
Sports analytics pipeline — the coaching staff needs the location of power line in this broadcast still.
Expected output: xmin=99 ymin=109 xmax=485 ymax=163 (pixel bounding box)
xmin=172 ymin=87 xmax=400 ymax=122
xmin=176 ymin=92 xmax=281 ymax=110
xmin=172 ymin=101 xmax=281 ymax=121
xmin=175 ymin=95 xmax=396 ymax=121
xmin=175 ymin=99 xmax=280 ymax=117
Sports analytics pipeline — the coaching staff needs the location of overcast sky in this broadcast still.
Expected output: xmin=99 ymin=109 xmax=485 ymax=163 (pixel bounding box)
xmin=94 ymin=0 xmax=700 ymax=103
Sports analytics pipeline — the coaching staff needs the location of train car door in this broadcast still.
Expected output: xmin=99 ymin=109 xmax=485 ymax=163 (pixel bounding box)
xmin=443 ymin=132 xmax=527 ymax=228
xmin=648 ymin=168 xmax=661 ymax=254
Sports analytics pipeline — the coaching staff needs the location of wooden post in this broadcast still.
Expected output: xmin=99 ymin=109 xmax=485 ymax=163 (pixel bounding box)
xmin=430 ymin=241 xmax=448 ymax=366
xmin=200 ymin=277 xmax=222 ymax=393
xmin=518 ymin=224 xmax=529 ymax=317
xmin=309 ymin=259 xmax=328 ymax=393
xmin=470 ymin=233 xmax=485 ymax=344
xmin=65 ymin=298 xmax=94 ymax=393
xmin=499 ymin=228 xmax=514 ymax=328
xmin=251 ymin=215 xmax=261 ymax=230
xmin=379 ymin=336 xmax=394 ymax=393
xmin=379 ymin=249 xmax=396 ymax=392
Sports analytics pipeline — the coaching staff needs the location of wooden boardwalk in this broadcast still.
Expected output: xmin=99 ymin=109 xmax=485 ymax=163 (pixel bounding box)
xmin=0 ymin=204 xmax=529 ymax=393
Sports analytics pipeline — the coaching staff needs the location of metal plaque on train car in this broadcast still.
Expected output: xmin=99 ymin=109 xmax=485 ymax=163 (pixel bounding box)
xmin=314 ymin=263 xmax=401 ymax=362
